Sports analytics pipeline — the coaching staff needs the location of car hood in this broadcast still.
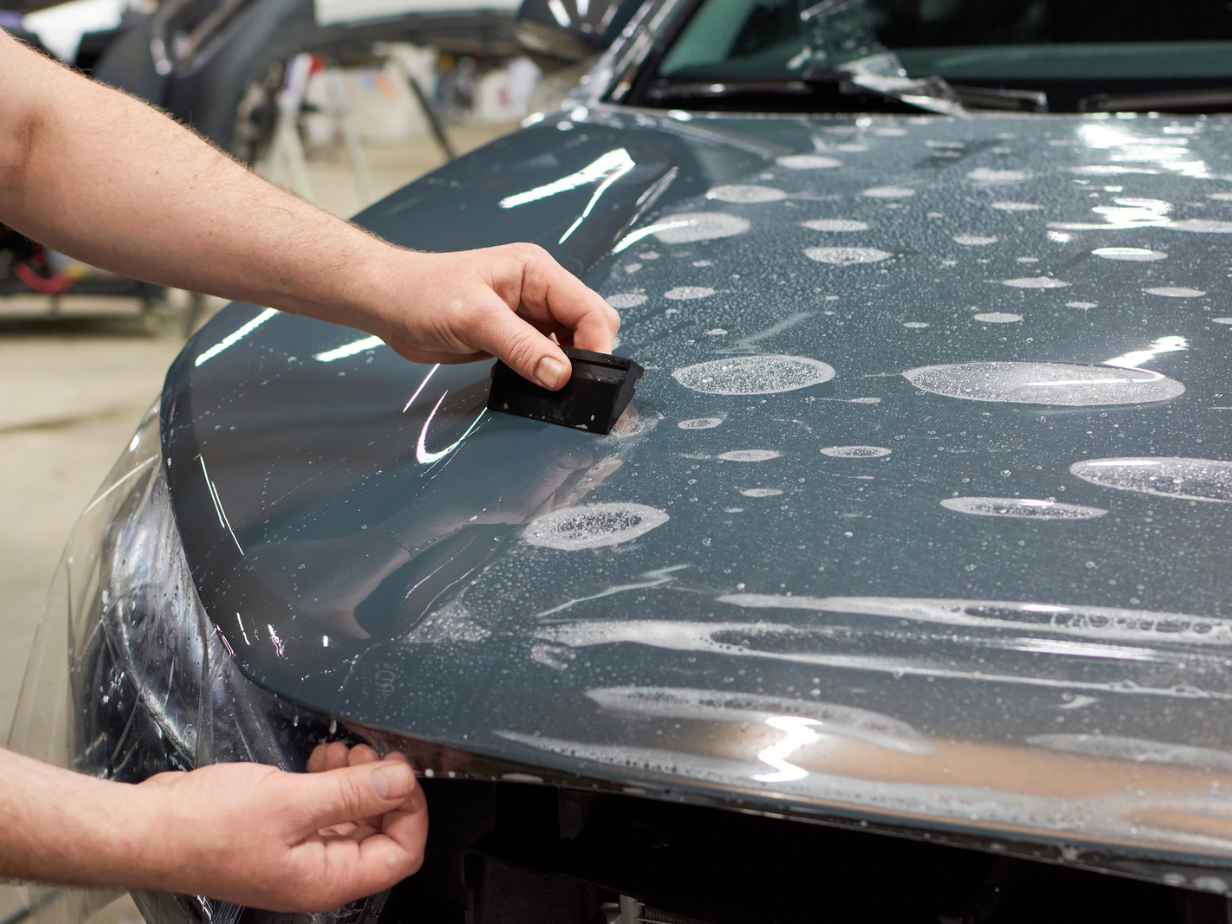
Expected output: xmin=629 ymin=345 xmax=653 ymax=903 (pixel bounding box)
xmin=164 ymin=106 xmax=1232 ymax=885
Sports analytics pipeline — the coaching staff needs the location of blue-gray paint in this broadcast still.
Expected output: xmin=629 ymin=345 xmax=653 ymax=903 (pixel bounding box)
xmin=162 ymin=107 xmax=1232 ymax=873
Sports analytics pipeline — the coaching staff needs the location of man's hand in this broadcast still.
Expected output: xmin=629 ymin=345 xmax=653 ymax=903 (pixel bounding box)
xmin=369 ymin=244 xmax=620 ymax=391
xmin=138 ymin=744 xmax=426 ymax=911
xmin=0 ymin=31 xmax=621 ymax=391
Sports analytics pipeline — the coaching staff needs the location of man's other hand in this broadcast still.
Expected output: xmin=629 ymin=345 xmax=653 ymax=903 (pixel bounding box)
xmin=139 ymin=744 xmax=426 ymax=911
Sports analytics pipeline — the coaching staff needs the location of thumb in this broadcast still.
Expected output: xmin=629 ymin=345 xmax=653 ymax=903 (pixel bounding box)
xmin=473 ymin=297 xmax=572 ymax=391
xmin=297 ymin=758 xmax=419 ymax=831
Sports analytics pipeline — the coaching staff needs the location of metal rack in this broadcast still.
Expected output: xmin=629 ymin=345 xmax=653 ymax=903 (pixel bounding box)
xmin=0 ymin=275 xmax=206 ymax=336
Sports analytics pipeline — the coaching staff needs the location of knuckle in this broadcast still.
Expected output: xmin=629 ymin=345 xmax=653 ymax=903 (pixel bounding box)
xmin=335 ymin=773 xmax=368 ymax=817
xmin=500 ymin=326 xmax=540 ymax=366
xmin=510 ymin=241 xmax=548 ymax=263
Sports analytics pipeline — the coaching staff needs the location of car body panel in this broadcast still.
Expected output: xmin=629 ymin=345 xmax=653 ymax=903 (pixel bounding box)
xmin=164 ymin=106 xmax=1232 ymax=881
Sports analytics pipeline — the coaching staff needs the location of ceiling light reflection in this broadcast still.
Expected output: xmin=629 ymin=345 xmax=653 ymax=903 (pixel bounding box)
xmin=403 ymin=364 xmax=441 ymax=413
xmin=613 ymin=219 xmax=694 ymax=253
xmin=195 ymin=308 xmax=278 ymax=366
xmin=1009 ymin=636 xmax=1162 ymax=662
xmin=417 ymin=391 xmax=486 ymax=464
xmin=1074 ymin=123 xmax=1209 ymax=180
xmin=1104 ymin=335 xmax=1188 ymax=370
xmin=500 ymin=148 xmax=634 ymax=209
xmin=754 ymin=715 xmax=821 ymax=784
xmin=314 ymin=335 xmax=383 ymax=362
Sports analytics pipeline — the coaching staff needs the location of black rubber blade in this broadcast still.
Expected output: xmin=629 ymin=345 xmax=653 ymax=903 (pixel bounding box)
xmin=486 ymin=347 xmax=644 ymax=435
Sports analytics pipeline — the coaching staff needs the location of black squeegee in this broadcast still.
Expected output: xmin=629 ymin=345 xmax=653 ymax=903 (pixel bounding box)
xmin=486 ymin=347 xmax=644 ymax=435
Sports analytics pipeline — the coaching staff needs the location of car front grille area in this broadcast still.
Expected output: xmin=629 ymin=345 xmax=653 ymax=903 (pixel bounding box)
xmin=600 ymin=902 xmax=711 ymax=924
xmin=376 ymin=779 xmax=1232 ymax=924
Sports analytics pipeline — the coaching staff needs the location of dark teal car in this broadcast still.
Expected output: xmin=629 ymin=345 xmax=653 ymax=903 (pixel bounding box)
xmin=15 ymin=1 xmax=1232 ymax=921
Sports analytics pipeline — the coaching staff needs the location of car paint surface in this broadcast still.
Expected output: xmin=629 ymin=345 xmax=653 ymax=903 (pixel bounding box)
xmin=164 ymin=106 xmax=1232 ymax=883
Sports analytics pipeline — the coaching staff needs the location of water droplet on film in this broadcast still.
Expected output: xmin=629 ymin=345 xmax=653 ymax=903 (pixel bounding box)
xmin=941 ymin=497 xmax=1107 ymax=519
xmin=903 ymin=362 xmax=1184 ymax=407
xmin=524 ymin=503 xmax=670 ymax=550
xmin=1070 ymin=458 xmax=1232 ymax=503
xmin=674 ymin=355 xmax=836 ymax=395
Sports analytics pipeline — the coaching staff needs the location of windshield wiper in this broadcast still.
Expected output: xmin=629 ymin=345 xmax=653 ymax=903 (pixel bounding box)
xmin=646 ymin=68 xmax=959 ymax=115
xmin=1078 ymin=87 xmax=1232 ymax=113
xmin=647 ymin=71 xmax=1055 ymax=116
xmin=949 ymin=84 xmax=1048 ymax=113
xmin=825 ymin=59 xmax=964 ymax=116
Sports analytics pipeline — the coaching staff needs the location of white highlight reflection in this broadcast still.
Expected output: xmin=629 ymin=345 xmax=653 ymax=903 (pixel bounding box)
xmin=755 ymin=715 xmax=820 ymax=783
xmin=499 ymin=148 xmax=636 ymax=243
xmin=560 ymin=151 xmax=635 ymax=243
xmin=195 ymin=308 xmax=277 ymax=366
xmin=1076 ymin=124 xmax=1208 ymax=178
xmin=200 ymin=455 xmax=243 ymax=555
xmin=314 ymin=335 xmax=383 ymax=362
xmin=1054 ymin=125 xmax=1210 ymax=230
xmin=613 ymin=219 xmax=694 ymax=253
xmin=403 ymin=364 xmax=440 ymax=412
xmin=1104 ymin=335 xmax=1187 ymax=369
xmin=1011 ymin=637 xmax=1161 ymax=662
xmin=501 ymin=148 xmax=633 ymax=209
xmin=547 ymin=0 xmax=569 ymax=27
xmin=82 ymin=456 xmax=155 ymax=516
xmin=1050 ymin=197 xmax=1172 ymax=231
xmin=416 ymin=391 xmax=486 ymax=464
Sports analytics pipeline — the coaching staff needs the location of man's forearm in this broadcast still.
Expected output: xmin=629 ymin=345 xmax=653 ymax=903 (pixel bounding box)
xmin=0 ymin=747 xmax=159 ymax=888
xmin=0 ymin=31 xmax=618 ymax=386
xmin=0 ymin=32 xmax=391 ymax=331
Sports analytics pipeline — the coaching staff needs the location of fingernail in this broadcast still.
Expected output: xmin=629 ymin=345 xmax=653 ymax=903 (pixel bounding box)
xmin=372 ymin=762 xmax=414 ymax=800
xmin=535 ymin=356 xmax=567 ymax=390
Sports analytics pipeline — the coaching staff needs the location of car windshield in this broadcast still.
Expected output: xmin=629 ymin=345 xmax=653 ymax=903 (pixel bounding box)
xmin=651 ymin=0 xmax=1232 ymax=112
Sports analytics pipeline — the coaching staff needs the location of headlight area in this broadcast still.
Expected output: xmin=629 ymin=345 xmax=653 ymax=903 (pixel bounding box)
xmin=7 ymin=406 xmax=383 ymax=924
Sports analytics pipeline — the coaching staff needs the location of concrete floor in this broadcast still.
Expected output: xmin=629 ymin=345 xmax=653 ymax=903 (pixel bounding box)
xmin=0 ymin=121 xmax=516 ymax=923
xmin=0 ymin=307 xmax=189 ymax=744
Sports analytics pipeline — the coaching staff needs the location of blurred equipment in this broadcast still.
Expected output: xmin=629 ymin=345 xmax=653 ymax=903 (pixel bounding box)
xmin=0 ymin=0 xmax=534 ymax=333
xmin=0 ymin=222 xmax=175 ymax=333
xmin=90 ymin=0 xmax=523 ymax=157
xmin=515 ymin=0 xmax=641 ymax=66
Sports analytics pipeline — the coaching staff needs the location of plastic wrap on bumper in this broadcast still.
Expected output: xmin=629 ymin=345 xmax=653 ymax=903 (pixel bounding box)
xmin=7 ymin=406 xmax=379 ymax=924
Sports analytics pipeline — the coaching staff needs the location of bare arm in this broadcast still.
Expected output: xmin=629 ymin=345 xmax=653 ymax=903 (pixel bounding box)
xmin=0 ymin=743 xmax=427 ymax=911
xmin=0 ymin=32 xmax=618 ymax=388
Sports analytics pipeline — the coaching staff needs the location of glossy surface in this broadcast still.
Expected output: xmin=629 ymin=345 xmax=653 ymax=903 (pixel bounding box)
xmin=164 ymin=107 xmax=1232 ymax=882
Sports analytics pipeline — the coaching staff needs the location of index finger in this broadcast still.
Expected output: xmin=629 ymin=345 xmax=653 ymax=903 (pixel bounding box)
xmin=308 ymin=795 xmax=428 ymax=905
xmin=519 ymin=249 xmax=620 ymax=354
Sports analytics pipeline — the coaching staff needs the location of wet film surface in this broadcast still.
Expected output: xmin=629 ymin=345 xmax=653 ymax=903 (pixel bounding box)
xmin=164 ymin=109 xmax=1232 ymax=882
